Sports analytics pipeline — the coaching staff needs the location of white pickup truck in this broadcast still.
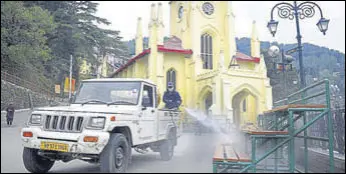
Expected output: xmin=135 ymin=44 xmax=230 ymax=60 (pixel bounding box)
xmin=21 ymin=78 xmax=182 ymax=173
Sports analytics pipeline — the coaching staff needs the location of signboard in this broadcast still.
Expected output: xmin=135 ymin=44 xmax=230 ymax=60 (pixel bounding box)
xmin=72 ymin=79 xmax=76 ymax=92
xmin=64 ymin=78 xmax=76 ymax=93
xmin=55 ymin=85 xmax=61 ymax=94
xmin=285 ymin=46 xmax=302 ymax=55
xmin=274 ymin=63 xmax=293 ymax=71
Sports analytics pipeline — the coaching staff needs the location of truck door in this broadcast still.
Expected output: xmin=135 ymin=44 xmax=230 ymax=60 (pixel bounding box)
xmin=139 ymin=84 xmax=156 ymax=141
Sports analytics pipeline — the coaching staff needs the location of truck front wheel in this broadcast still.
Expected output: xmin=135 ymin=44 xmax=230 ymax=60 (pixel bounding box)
xmin=100 ymin=133 xmax=129 ymax=173
xmin=160 ymin=132 xmax=175 ymax=161
xmin=23 ymin=147 xmax=55 ymax=173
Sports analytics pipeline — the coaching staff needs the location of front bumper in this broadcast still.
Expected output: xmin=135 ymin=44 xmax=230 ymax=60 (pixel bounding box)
xmin=21 ymin=127 xmax=110 ymax=155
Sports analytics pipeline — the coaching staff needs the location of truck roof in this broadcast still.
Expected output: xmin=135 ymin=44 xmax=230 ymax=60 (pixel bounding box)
xmin=82 ymin=78 xmax=155 ymax=85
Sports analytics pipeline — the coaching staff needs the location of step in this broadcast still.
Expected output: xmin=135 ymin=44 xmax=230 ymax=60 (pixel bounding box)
xmin=213 ymin=144 xmax=251 ymax=163
xmin=264 ymin=104 xmax=326 ymax=114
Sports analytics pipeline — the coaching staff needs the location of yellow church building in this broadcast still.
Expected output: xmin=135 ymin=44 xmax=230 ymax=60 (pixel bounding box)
xmin=111 ymin=1 xmax=273 ymax=128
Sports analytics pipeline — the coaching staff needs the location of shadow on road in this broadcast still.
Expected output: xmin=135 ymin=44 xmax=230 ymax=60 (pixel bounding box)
xmin=49 ymin=133 xmax=217 ymax=173
xmin=49 ymin=152 xmax=178 ymax=173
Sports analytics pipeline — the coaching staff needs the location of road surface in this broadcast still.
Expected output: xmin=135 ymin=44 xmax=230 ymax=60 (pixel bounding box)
xmin=1 ymin=111 xmax=219 ymax=173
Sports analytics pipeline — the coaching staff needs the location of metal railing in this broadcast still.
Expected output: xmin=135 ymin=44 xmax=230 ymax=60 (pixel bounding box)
xmin=309 ymin=107 xmax=345 ymax=154
xmin=245 ymin=79 xmax=335 ymax=173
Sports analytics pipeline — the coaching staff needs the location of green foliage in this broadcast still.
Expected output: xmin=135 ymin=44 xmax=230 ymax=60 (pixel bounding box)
xmin=2 ymin=1 xmax=130 ymax=92
xmin=1 ymin=1 xmax=56 ymax=64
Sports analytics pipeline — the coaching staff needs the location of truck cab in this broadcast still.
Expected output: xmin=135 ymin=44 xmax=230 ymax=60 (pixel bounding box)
xmin=21 ymin=78 xmax=182 ymax=173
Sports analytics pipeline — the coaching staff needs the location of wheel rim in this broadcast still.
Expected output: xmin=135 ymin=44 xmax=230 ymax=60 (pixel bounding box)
xmin=115 ymin=147 xmax=124 ymax=168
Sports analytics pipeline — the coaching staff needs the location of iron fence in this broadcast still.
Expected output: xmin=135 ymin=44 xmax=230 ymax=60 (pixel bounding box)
xmin=309 ymin=107 xmax=345 ymax=154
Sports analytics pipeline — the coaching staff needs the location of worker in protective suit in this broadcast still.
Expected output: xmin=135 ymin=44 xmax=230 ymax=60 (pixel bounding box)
xmin=163 ymin=82 xmax=182 ymax=110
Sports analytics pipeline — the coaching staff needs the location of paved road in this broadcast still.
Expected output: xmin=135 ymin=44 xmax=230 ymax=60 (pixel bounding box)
xmin=1 ymin=111 xmax=220 ymax=173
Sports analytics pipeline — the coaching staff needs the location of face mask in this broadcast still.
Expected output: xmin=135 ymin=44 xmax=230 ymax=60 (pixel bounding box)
xmin=168 ymin=87 xmax=174 ymax=92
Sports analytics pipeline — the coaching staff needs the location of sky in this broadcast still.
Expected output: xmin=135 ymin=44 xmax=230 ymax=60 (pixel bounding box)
xmin=96 ymin=1 xmax=345 ymax=53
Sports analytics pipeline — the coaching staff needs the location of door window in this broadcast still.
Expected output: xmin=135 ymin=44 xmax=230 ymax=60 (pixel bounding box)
xmin=142 ymin=85 xmax=154 ymax=107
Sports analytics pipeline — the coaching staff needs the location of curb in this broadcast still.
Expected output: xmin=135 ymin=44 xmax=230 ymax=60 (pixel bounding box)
xmin=1 ymin=108 xmax=32 ymax=115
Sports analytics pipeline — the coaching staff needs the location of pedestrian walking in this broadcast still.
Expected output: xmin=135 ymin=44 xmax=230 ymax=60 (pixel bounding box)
xmin=6 ymin=103 xmax=15 ymax=126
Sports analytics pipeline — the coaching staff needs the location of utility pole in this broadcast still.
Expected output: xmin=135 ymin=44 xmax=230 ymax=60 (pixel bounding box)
xmin=281 ymin=47 xmax=288 ymax=97
xmin=69 ymin=55 xmax=73 ymax=100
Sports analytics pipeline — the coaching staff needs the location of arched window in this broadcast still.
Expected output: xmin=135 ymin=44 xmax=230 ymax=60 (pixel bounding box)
xmin=242 ymin=99 xmax=247 ymax=112
xmin=166 ymin=69 xmax=176 ymax=89
xmin=201 ymin=33 xmax=213 ymax=69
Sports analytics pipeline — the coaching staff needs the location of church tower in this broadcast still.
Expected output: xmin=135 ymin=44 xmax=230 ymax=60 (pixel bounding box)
xmin=169 ymin=1 xmax=236 ymax=75
xmin=168 ymin=1 xmax=237 ymax=111
xmin=113 ymin=2 xmax=273 ymax=128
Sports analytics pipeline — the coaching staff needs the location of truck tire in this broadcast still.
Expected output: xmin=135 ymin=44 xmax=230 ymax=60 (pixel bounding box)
xmin=100 ymin=133 xmax=129 ymax=173
xmin=160 ymin=132 xmax=175 ymax=161
xmin=128 ymin=145 xmax=132 ymax=165
xmin=23 ymin=147 xmax=55 ymax=173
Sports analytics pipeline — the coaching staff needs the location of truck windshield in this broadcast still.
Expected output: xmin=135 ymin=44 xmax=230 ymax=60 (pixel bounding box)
xmin=73 ymin=81 xmax=141 ymax=105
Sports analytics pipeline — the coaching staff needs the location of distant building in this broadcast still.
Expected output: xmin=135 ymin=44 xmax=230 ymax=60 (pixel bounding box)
xmin=79 ymin=51 xmax=129 ymax=79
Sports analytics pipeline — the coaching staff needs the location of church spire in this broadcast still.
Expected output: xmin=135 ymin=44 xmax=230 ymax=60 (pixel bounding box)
xmin=157 ymin=2 xmax=163 ymax=24
xmin=228 ymin=1 xmax=237 ymax=57
xmin=157 ymin=2 xmax=164 ymax=45
xmin=251 ymin=20 xmax=260 ymax=57
xmin=135 ymin=17 xmax=143 ymax=55
xmin=148 ymin=4 xmax=158 ymax=83
xmin=148 ymin=3 xmax=158 ymax=48
xmin=150 ymin=3 xmax=157 ymax=23
xmin=251 ymin=20 xmax=259 ymax=41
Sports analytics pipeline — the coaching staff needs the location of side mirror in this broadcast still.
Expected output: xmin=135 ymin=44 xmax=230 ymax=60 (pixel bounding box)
xmin=142 ymin=107 xmax=147 ymax=111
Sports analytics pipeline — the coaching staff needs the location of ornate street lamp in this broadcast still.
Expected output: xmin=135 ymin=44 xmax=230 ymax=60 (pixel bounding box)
xmin=267 ymin=20 xmax=279 ymax=37
xmin=317 ymin=18 xmax=330 ymax=35
xmin=267 ymin=1 xmax=330 ymax=89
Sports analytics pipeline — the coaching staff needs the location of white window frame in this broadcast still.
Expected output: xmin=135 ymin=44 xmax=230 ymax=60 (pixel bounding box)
xmin=201 ymin=33 xmax=213 ymax=69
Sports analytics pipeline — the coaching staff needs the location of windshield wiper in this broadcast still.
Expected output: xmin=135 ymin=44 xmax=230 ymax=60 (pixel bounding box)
xmin=107 ymin=101 xmax=136 ymax=106
xmin=81 ymin=100 xmax=108 ymax=105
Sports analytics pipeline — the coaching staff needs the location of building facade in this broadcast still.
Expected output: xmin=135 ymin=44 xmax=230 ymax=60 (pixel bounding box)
xmin=111 ymin=1 xmax=273 ymax=127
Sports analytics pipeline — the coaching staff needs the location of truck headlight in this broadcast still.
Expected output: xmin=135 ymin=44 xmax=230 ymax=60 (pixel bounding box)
xmin=87 ymin=117 xmax=105 ymax=129
xmin=30 ymin=114 xmax=42 ymax=125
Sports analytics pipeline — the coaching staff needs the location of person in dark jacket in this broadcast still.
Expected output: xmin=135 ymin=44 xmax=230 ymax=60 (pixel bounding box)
xmin=6 ymin=103 xmax=15 ymax=126
xmin=163 ymin=82 xmax=182 ymax=109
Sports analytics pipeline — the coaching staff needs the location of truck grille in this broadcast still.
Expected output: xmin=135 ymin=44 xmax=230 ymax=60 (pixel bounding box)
xmin=44 ymin=115 xmax=84 ymax=132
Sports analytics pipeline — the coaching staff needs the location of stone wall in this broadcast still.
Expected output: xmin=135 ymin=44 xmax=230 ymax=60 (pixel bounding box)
xmin=1 ymin=80 xmax=62 ymax=111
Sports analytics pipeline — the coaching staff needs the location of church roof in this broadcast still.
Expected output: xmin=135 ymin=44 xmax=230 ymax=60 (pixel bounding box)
xmin=111 ymin=36 xmax=193 ymax=76
xmin=157 ymin=45 xmax=193 ymax=54
xmin=112 ymin=48 xmax=151 ymax=76
xmin=234 ymin=52 xmax=260 ymax=63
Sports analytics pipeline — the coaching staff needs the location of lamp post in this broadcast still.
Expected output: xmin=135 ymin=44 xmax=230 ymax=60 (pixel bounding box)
xmin=274 ymin=47 xmax=294 ymax=97
xmin=268 ymin=45 xmax=295 ymax=97
xmin=267 ymin=1 xmax=330 ymax=89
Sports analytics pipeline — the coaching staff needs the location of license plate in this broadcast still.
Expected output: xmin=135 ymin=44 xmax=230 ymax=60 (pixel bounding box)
xmin=40 ymin=142 xmax=69 ymax=152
